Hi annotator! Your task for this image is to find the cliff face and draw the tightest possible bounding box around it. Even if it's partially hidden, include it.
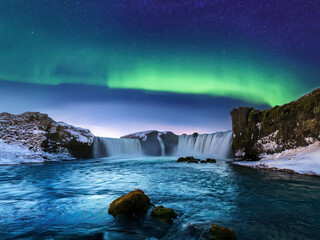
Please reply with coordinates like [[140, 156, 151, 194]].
[[231, 88, 320, 160], [121, 130, 178, 156], [0, 112, 94, 163]]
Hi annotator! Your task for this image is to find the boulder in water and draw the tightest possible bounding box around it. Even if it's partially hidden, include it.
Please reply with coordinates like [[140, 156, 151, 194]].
[[151, 205, 177, 223], [177, 156, 216, 164], [210, 224, 236, 240], [177, 156, 200, 163], [67, 232, 104, 240], [108, 189, 152, 218], [205, 158, 217, 163]]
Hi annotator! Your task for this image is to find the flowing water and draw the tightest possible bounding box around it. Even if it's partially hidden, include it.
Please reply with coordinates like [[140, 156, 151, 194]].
[[175, 131, 233, 158], [93, 131, 233, 159], [93, 137, 142, 158], [157, 136, 165, 156], [0, 157, 319, 240]]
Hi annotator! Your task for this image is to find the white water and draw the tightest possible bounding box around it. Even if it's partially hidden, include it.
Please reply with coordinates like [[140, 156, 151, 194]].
[[157, 135, 165, 156], [175, 131, 233, 159], [93, 137, 142, 158], [93, 131, 233, 159]]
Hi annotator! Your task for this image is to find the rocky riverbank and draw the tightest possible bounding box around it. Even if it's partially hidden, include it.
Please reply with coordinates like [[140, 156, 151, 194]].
[[231, 88, 320, 175], [0, 112, 94, 164], [231, 88, 320, 160]]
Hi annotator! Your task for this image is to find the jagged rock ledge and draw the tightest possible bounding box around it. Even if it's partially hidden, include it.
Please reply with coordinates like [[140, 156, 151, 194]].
[[121, 130, 178, 156], [0, 112, 94, 164], [230, 88, 320, 175]]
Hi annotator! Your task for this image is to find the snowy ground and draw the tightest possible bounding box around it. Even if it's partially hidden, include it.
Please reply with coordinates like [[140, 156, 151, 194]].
[[234, 141, 320, 176], [0, 140, 72, 165]]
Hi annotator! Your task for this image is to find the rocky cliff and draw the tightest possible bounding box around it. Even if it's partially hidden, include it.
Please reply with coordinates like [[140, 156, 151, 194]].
[[0, 112, 94, 163], [121, 130, 178, 156], [231, 88, 320, 160]]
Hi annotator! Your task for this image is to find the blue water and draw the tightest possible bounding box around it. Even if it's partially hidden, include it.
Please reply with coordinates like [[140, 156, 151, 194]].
[[0, 157, 320, 240]]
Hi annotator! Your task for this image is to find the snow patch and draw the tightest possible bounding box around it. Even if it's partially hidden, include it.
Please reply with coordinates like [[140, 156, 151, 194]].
[[0, 140, 73, 165], [57, 122, 93, 144], [256, 130, 280, 152], [122, 130, 168, 141], [0, 112, 94, 165], [234, 141, 320, 176]]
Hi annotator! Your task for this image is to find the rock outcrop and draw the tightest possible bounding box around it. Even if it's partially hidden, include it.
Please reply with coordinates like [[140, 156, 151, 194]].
[[108, 189, 152, 218], [231, 88, 320, 160], [210, 224, 236, 240], [0, 112, 94, 163], [151, 205, 177, 223], [177, 156, 217, 163], [121, 130, 178, 156]]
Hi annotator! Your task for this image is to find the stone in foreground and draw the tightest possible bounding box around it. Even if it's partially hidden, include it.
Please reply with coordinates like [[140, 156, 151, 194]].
[[210, 224, 236, 240], [151, 205, 177, 223], [108, 189, 152, 218]]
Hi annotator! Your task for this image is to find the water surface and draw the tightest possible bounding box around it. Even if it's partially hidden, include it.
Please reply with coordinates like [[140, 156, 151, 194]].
[[0, 157, 319, 240]]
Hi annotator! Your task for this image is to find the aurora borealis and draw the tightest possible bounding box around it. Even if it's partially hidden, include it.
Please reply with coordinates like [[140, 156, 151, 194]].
[[0, 0, 319, 136]]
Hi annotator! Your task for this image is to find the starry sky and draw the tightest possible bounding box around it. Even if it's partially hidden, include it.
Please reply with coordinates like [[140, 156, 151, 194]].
[[0, 0, 319, 137]]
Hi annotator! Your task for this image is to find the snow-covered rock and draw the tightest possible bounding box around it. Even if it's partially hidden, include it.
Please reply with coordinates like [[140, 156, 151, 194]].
[[121, 130, 178, 156], [231, 88, 320, 160], [0, 112, 94, 164], [234, 141, 320, 176]]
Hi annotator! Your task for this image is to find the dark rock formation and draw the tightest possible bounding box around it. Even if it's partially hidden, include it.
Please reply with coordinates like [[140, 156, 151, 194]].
[[160, 131, 179, 155], [0, 112, 94, 161], [231, 88, 320, 160], [123, 131, 161, 156], [67, 232, 104, 240], [177, 156, 200, 163], [192, 132, 199, 138], [121, 130, 178, 156], [205, 158, 217, 163], [108, 189, 152, 218], [151, 205, 177, 223], [177, 156, 216, 164], [210, 224, 236, 240]]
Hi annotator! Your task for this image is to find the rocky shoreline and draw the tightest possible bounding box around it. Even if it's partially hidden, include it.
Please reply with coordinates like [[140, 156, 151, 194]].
[[230, 88, 320, 160], [108, 189, 236, 239], [0, 112, 94, 164], [230, 88, 320, 176], [0, 89, 319, 174]]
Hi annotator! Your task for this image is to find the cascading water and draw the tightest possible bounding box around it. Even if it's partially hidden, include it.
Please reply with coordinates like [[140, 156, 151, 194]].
[[157, 135, 165, 156], [175, 131, 233, 159], [93, 131, 233, 159], [93, 137, 142, 158]]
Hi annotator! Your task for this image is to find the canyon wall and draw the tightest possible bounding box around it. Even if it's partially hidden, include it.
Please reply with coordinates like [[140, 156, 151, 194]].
[[231, 88, 320, 160]]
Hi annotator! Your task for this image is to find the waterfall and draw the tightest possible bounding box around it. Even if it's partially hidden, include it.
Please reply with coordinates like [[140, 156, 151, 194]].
[[93, 130, 233, 159], [93, 137, 142, 158], [157, 135, 165, 156], [175, 131, 233, 159]]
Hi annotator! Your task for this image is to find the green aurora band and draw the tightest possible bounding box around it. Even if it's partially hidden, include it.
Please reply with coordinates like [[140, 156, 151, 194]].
[[0, 40, 302, 107], [108, 54, 300, 106], [0, 1, 316, 108]]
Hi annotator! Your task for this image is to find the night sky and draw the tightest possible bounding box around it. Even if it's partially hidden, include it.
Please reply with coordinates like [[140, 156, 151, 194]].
[[0, 0, 319, 137]]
